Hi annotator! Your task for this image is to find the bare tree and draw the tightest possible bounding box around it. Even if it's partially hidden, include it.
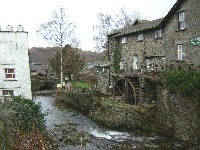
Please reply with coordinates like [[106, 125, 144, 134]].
[[71, 37, 80, 54], [93, 8, 141, 54], [93, 13, 113, 53], [115, 7, 141, 28], [37, 7, 76, 86]]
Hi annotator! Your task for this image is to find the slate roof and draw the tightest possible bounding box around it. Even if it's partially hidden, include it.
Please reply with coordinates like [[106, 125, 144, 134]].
[[113, 18, 163, 37], [30, 63, 47, 75], [109, 0, 184, 37]]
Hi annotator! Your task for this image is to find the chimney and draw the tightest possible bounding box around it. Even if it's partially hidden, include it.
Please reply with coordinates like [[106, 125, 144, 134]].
[[6, 25, 13, 31], [17, 25, 24, 32]]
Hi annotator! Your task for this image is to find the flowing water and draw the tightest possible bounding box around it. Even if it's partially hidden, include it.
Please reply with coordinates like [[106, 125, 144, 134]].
[[33, 95, 199, 150]]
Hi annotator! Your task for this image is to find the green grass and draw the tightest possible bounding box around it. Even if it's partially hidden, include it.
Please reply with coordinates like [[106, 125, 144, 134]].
[[73, 81, 91, 89]]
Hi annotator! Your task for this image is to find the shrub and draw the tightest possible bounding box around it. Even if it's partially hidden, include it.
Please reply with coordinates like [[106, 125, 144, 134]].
[[100, 99, 118, 108], [0, 108, 14, 149], [11, 97, 45, 133], [113, 44, 122, 73], [1, 96, 53, 149], [31, 79, 44, 91], [73, 81, 91, 90], [163, 71, 200, 97]]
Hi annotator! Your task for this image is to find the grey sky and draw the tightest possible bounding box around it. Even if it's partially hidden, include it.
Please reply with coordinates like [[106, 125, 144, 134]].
[[0, 0, 176, 51]]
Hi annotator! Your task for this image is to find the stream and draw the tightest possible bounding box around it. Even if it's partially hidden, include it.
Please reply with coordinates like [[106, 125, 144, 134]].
[[33, 95, 198, 150]]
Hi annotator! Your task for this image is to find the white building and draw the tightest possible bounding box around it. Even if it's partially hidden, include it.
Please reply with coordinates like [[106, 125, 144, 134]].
[[0, 25, 32, 100]]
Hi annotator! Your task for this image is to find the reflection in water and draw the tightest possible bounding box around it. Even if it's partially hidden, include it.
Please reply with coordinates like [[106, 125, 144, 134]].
[[33, 95, 199, 149]]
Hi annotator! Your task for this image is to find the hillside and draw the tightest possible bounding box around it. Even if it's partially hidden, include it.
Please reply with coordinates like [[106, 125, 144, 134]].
[[29, 47, 100, 64]]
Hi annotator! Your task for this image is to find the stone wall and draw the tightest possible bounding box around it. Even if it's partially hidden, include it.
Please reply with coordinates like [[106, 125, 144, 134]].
[[89, 101, 159, 133], [89, 103, 142, 129], [156, 86, 200, 143], [109, 0, 200, 76], [96, 68, 110, 94], [164, 0, 200, 64], [57, 88, 200, 143], [58, 90, 158, 132], [57, 91, 95, 112], [110, 29, 165, 73]]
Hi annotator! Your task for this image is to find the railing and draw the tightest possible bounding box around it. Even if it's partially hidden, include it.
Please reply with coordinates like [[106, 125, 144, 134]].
[[116, 60, 200, 75], [163, 60, 200, 71]]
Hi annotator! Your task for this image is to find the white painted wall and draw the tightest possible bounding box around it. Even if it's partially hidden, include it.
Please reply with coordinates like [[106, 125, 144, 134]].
[[0, 26, 32, 99]]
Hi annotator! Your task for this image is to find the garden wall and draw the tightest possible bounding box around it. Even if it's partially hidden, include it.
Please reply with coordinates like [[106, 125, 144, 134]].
[[89, 100, 157, 131], [156, 86, 200, 143], [58, 91, 158, 132], [57, 89, 200, 143]]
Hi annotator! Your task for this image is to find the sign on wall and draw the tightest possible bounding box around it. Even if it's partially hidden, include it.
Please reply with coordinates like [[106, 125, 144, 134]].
[[190, 37, 200, 46]]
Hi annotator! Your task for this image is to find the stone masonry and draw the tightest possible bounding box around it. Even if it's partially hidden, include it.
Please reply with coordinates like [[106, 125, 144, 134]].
[[106, 0, 200, 104]]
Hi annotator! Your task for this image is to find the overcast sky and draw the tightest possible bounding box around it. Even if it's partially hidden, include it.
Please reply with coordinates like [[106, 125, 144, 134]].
[[0, 0, 176, 51]]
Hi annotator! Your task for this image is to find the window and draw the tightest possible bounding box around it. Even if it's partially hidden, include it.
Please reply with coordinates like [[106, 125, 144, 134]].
[[120, 61, 124, 70], [2, 90, 14, 96], [96, 67, 105, 73], [146, 59, 152, 70], [138, 33, 144, 41], [133, 55, 138, 69], [96, 67, 103, 73], [121, 37, 127, 44], [5, 68, 15, 79], [155, 29, 162, 38], [178, 11, 185, 30], [178, 44, 185, 60]]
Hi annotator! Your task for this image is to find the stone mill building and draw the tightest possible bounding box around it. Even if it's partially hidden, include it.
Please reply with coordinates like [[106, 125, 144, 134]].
[[104, 0, 200, 105]]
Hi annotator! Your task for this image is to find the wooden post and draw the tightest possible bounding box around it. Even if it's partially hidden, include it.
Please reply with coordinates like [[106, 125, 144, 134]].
[[125, 78, 128, 103], [113, 79, 116, 99]]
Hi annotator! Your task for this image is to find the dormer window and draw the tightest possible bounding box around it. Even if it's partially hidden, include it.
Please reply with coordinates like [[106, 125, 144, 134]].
[[155, 29, 162, 38], [121, 37, 127, 44], [138, 33, 144, 41], [178, 11, 185, 30]]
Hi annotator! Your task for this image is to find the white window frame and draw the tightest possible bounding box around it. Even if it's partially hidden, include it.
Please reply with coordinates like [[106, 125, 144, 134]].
[[120, 61, 124, 70], [2, 90, 14, 96], [177, 44, 185, 60], [155, 29, 162, 38], [178, 11, 186, 30], [5, 68, 16, 79], [121, 37, 127, 44], [138, 33, 144, 41], [146, 59, 152, 70], [132, 55, 138, 69]]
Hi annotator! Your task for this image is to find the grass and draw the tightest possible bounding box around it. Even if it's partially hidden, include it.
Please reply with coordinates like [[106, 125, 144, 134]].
[[73, 81, 91, 89]]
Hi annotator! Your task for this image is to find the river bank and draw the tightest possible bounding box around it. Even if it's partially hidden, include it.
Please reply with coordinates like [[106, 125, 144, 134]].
[[34, 95, 199, 149], [55, 90, 200, 147]]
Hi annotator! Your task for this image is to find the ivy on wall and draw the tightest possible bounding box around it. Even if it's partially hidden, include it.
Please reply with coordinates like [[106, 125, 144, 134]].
[[163, 71, 200, 98], [113, 44, 122, 73]]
